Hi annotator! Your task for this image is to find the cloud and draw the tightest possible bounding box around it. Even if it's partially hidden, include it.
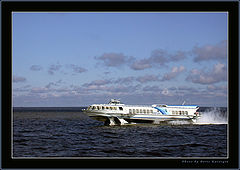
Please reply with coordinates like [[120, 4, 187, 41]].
[[48, 63, 62, 75], [207, 84, 227, 91], [186, 63, 227, 84], [161, 66, 185, 81], [130, 49, 167, 70], [81, 78, 141, 95], [45, 80, 63, 89], [142, 85, 162, 92], [161, 88, 173, 96], [30, 87, 49, 93], [13, 82, 227, 107], [206, 85, 227, 97], [13, 85, 31, 92], [107, 85, 140, 93], [30, 65, 43, 71], [114, 75, 160, 84], [82, 79, 112, 87], [96, 53, 133, 67], [170, 51, 187, 61], [130, 49, 186, 71], [177, 86, 196, 91], [95, 49, 187, 71], [114, 76, 135, 85], [66, 64, 87, 74], [149, 49, 169, 66], [193, 40, 227, 62], [13, 75, 26, 83], [136, 74, 160, 83], [47, 63, 87, 75], [130, 59, 152, 70]]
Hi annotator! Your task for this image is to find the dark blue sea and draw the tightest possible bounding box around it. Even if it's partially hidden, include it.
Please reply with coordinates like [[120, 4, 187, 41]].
[[13, 107, 227, 157]]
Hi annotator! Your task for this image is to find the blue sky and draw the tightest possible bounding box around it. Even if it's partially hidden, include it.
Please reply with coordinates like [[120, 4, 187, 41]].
[[13, 12, 228, 107]]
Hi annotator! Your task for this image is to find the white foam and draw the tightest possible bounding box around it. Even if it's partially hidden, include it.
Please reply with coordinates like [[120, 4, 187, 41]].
[[195, 108, 227, 125], [168, 120, 191, 125]]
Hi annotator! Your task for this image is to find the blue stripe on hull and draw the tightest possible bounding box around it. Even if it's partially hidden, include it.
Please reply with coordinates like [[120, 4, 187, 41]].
[[154, 107, 169, 115]]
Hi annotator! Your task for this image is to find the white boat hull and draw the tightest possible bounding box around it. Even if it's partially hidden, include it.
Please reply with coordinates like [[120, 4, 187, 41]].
[[83, 110, 200, 125], [82, 99, 200, 125]]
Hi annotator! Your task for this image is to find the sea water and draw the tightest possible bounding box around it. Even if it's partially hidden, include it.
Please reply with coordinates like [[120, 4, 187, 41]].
[[13, 107, 227, 157]]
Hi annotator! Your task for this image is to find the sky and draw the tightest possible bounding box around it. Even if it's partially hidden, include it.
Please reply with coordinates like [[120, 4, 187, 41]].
[[12, 12, 228, 107]]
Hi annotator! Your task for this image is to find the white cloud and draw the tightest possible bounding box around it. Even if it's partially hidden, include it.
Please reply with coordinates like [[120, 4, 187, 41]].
[[114, 76, 135, 85], [45, 80, 63, 89], [66, 64, 87, 74], [161, 66, 185, 81], [130, 49, 186, 71], [107, 85, 140, 93], [82, 79, 112, 87], [95, 49, 187, 71], [48, 63, 62, 75], [193, 40, 227, 62], [95, 53, 132, 67], [136, 74, 160, 83], [130, 59, 152, 70], [186, 63, 227, 84], [142, 85, 162, 92], [13, 82, 227, 107], [30, 87, 49, 93], [13, 75, 26, 83], [30, 65, 43, 71]]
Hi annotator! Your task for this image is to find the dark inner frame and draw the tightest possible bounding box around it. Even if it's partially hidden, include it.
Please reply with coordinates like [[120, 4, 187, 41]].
[[2, 1, 239, 169]]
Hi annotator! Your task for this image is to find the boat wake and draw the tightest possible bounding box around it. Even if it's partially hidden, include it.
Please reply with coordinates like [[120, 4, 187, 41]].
[[164, 108, 228, 126], [168, 120, 191, 125], [194, 107, 227, 125]]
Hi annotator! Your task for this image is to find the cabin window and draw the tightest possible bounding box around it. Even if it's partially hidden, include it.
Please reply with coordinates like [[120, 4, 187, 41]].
[[92, 106, 96, 110], [119, 107, 123, 111], [143, 110, 146, 114], [150, 110, 153, 113], [133, 109, 135, 114], [129, 109, 132, 114], [110, 107, 113, 110], [140, 109, 142, 113], [102, 106, 105, 110], [114, 107, 117, 110], [97, 106, 100, 110], [106, 107, 109, 109], [136, 109, 139, 113], [172, 110, 175, 114], [147, 110, 149, 114], [185, 111, 188, 115]]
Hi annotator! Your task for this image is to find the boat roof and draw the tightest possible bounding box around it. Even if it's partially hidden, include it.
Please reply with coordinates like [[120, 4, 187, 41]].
[[90, 103, 198, 108], [90, 99, 198, 108]]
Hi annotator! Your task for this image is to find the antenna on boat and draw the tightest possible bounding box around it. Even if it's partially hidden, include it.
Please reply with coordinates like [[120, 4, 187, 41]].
[[182, 100, 186, 105]]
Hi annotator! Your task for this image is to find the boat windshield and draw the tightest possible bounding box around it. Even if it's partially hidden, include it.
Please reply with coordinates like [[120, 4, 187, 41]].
[[108, 99, 121, 104]]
